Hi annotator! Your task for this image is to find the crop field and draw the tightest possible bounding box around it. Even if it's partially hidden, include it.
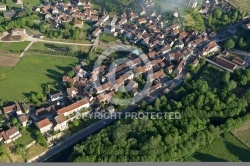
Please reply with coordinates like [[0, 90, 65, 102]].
[[0, 42, 30, 52], [185, 132, 250, 162], [0, 55, 78, 101], [230, 0, 250, 13], [0, 54, 20, 67], [232, 121, 250, 148]]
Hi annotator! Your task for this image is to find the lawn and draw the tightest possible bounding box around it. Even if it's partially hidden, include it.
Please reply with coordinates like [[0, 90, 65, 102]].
[[0, 55, 78, 101], [15, 128, 35, 147], [24, 0, 42, 6], [0, 42, 30, 52], [25, 143, 47, 161], [185, 132, 250, 162], [100, 33, 118, 43], [230, 0, 250, 13], [232, 121, 250, 148]]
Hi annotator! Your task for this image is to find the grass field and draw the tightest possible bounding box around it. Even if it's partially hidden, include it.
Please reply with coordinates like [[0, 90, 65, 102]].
[[232, 121, 250, 148], [185, 132, 250, 162], [0, 55, 78, 101], [100, 33, 118, 43], [199, 64, 224, 88], [30, 42, 90, 53], [230, 0, 250, 13], [0, 42, 30, 52]]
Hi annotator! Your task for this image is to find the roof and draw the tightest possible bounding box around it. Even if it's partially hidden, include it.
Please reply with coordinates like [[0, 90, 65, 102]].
[[216, 57, 237, 70], [232, 57, 245, 65], [54, 114, 67, 124], [137, 17, 147, 23], [161, 45, 171, 53], [36, 118, 52, 129], [18, 114, 28, 123], [0, 127, 20, 141], [50, 91, 63, 99], [67, 87, 78, 96], [57, 98, 90, 114], [3, 11, 15, 17]]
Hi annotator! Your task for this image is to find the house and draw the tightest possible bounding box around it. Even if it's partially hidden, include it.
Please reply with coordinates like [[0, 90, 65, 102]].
[[101, 14, 110, 23], [232, 57, 245, 66], [57, 98, 90, 116], [53, 114, 68, 132], [63, 76, 76, 84], [165, 65, 174, 74], [174, 59, 186, 75], [18, 114, 29, 127], [0, 127, 22, 144], [111, 15, 117, 26], [35, 106, 56, 117], [117, 18, 127, 26], [242, 23, 250, 29], [92, 27, 102, 37], [202, 41, 220, 56], [11, 29, 26, 36], [137, 17, 147, 25], [104, 25, 115, 35], [50, 91, 63, 102], [193, 58, 199, 67], [141, 37, 150, 45], [0, 5, 6, 11], [192, 2, 198, 8], [74, 20, 83, 28], [67, 87, 78, 98], [40, 6, 50, 14], [175, 40, 184, 49], [3, 11, 16, 18], [93, 82, 112, 94], [52, 7, 59, 14], [161, 45, 171, 55], [106, 105, 115, 113], [35, 118, 53, 134], [16, 0, 22, 4], [83, 1, 92, 9], [148, 83, 162, 94], [216, 57, 237, 71], [2, 103, 22, 119]]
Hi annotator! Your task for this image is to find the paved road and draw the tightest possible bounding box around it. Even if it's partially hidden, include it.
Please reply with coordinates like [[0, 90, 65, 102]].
[[20, 41, 34, 57]]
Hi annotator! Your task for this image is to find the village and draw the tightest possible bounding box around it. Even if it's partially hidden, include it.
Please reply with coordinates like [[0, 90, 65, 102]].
[[1, 0, 250, 154]]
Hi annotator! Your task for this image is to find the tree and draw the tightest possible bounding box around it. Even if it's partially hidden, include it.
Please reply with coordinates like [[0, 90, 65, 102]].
[[224, 39, 235, 50], [188, 64, 195, 71], [11, 118, 18, 125], [243, 89, 250, 103], [35, 131, 47, 147], [213, 7, 222, 19], [222, 71, 230, 83], [67, 71, 75, 78], [0, 114, 4, 122], [72, 120, 79, 127]]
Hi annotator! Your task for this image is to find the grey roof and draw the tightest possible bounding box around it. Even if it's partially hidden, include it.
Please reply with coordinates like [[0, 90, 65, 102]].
[[3, 11, 15, 18]]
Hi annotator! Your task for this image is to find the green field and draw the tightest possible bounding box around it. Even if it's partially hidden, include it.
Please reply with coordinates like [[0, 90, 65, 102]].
[[185, 132, 250, 162], [30, 42, 90, 53], [100, 33, 118, 43], [230, 0, 250, 13], [0, 42, 30, 52], [0, 55, 78, 101], [232, 122, 250, 148]]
